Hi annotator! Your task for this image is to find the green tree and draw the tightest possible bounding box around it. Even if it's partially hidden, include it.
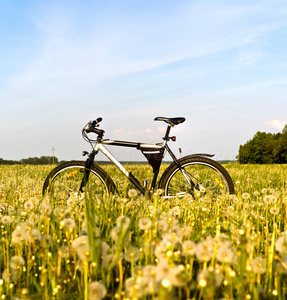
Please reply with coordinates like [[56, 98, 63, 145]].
[[238, 126, 287, 164]]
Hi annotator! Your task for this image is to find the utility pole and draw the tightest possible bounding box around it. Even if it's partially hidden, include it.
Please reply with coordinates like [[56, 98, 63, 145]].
[[52, 146, 55, 164]]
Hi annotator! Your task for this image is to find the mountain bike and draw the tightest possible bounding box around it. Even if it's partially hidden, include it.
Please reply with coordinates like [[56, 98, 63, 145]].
[[42, 117, 234, 201]]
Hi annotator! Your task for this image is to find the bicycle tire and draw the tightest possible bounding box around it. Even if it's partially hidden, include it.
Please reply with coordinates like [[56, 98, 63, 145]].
[[42, 161, 115, 203], [159, 156, 234, 198]]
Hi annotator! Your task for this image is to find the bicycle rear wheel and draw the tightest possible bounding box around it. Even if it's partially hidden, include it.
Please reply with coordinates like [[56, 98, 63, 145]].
[[42, 161, 115, 204], [159, 156, 234, 199]]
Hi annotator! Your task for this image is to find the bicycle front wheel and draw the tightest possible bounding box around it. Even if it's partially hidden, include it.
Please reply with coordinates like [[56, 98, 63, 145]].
[[159, 156, 234, 199], [42, 161, 115, 204]]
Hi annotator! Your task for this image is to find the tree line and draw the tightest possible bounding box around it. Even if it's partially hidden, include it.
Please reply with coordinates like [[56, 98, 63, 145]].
[[238, 125, 287, 164], [0, 156, 59, 165]]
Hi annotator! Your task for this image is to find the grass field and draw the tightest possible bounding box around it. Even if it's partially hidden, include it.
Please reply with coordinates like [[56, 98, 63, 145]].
[[0, 163, 287, 299]]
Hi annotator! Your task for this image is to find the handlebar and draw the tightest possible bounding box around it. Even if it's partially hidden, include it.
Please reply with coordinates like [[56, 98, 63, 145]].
[[83, 117, 105, 139]]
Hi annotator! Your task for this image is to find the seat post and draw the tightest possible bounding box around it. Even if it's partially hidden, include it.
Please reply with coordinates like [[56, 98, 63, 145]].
[[163, 125, 172, 141]]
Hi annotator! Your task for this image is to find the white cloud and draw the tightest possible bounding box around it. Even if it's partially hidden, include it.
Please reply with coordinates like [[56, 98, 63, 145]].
[[266, 120, 286, 130]]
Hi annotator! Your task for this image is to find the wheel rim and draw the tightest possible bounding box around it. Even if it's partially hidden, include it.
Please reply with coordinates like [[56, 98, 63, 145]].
[[47, 166, 109, 204], [164, 162, 230, 199]]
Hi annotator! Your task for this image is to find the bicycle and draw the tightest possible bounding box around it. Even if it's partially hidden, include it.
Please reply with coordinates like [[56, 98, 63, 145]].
[[42, 117, 234, 201]]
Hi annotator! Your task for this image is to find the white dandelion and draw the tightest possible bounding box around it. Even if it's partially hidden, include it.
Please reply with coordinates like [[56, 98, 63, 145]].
[[89, 281, 107, 300], [139, 218, 152, 230]]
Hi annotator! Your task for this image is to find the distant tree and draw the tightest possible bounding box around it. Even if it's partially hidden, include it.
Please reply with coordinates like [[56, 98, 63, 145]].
[[238, 126, 287, 164], [20, 156, 58, 165]]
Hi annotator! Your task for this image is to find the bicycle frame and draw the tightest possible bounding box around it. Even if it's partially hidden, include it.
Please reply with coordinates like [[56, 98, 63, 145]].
[[92, 139, 168, 194]]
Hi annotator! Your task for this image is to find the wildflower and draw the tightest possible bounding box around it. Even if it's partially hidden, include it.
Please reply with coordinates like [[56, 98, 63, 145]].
[[254, 191, 259, 196], [136, 275, 155, 295], [170, 265, 188, 287], [275, 234, 287, 254], [128, 189, 138, 198], [41, 234, 52, 248], [196, 240, 214, 262], [89, 281, 107, 300], [125, 277, 140, 297], [250, 257, 266, 274], [8, 205, 15, 215], [142, 265, 157, 277], [125, 246, 140, 262], [0, 204, 6, 213], [198, 267, 223, 287], [215, 247, 235, 263], [10, 256, 25, 270], [24, 201, 34, 210], [111, 226, 121, 242], [155, 259, 172, 282], [216, 234, 232, 248], [139, 217, 152, 230], [39, 204, 52, 215], [148, 205, 157, 216], [169, 225, 182, 238], [102, 254, 116, 268], [232, 195, 239, 204], [261, 188, 267, 194], [58, 246, 70, 258], [270, 207, 280, 215], [11, 228, 29, 244], [53, 206, 65, 217], [72, 235, 90, 261], [226, 206, 235, 215], [170, 206, 181, 217], [72, 235, 89, 250], [62, 218, 76, 231], [2, 268, 16, 283], [28, 213, 39, 225], [182, 240, 196, 256], [157, 220, 169, 232], [263, 195, 277, 204], [242, 193, 250, 200], [116, 215, 130, 230], [182, 225, 191, 237], [1, 215, 12, 224], [154, 243, 167, 260], [30, 229, 42, 242], [76, 245, 90, 262], [100, 241, 110, 256], [67, 198, 75, 207]]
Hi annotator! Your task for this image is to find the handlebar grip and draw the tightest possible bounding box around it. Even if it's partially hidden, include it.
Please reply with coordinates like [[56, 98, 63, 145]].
[[90, 117, 102, 127]]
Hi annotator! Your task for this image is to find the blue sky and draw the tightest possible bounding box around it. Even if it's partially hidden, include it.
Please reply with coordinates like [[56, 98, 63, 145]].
[[1, 0, 287, 161]]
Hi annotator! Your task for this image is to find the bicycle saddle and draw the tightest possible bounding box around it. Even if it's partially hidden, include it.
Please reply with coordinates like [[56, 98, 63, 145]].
[[154, 117, 185, 126]]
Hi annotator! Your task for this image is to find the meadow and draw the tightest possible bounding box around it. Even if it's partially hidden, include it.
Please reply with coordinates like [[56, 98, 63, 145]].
[[0, 163, 287, 299]]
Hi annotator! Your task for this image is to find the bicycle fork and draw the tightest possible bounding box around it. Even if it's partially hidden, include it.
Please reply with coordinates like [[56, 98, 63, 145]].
[[79, 150, 97, 193], [165, 144, 196, 195]]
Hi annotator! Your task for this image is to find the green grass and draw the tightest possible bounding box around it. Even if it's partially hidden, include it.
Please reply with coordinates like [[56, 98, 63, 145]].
[[0, 163, 287, 299]]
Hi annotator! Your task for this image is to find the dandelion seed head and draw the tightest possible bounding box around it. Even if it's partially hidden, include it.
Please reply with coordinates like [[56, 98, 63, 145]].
[[116, 215, 130, 230], [242, 193, 250, 200], [138, 218, 152, 230], [89, 281, 107, 300], [128, 189, 138, 198], [270, 207, 280, 215]]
